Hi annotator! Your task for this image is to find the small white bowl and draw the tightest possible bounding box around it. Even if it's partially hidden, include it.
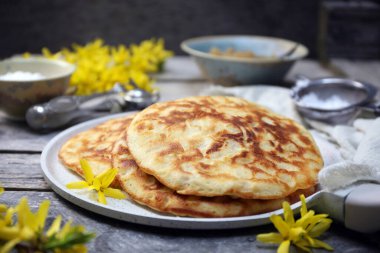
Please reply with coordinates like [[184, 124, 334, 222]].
[[0, 57, 75, 120], [181, 35, 308, 86]]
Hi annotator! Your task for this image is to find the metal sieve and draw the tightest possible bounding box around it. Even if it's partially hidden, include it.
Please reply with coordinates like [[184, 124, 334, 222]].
[[291, 76, 380, 124]]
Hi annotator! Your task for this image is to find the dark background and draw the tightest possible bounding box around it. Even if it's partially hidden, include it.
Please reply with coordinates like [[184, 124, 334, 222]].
[[0, 0, 379, 60]]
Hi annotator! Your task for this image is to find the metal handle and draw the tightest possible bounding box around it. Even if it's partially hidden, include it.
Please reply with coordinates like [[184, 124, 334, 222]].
[[26, 94, 125, 131], [345, 183, 380, 233], [294, 74, 311, 83], [358, 103, 380, 116]]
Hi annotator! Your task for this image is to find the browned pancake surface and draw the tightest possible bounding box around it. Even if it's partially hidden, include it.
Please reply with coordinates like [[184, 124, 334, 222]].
[[114, 129, 316, 218], [127, 96, 323, 199]]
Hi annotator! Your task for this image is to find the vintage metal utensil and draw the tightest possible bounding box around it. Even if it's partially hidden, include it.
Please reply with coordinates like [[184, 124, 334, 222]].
[[26, 83, 159, 131], [291, 76, 380, 124]]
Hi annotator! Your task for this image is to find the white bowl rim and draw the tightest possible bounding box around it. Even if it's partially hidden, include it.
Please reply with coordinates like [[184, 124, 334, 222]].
[[0, 56, 76, 83], [180, 35, 309, 63]]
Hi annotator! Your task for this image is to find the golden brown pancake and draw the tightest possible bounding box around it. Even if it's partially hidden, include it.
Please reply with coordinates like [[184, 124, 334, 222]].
[[127, 96, 323, 199], [59, 116, 134, 187], [59, 113, 317, 218], [113, 124, 316, 218]]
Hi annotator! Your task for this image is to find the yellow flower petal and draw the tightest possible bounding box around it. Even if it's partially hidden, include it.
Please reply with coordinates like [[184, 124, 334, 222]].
[[98, 168, 118, 188], [288, 227, 305, 242], [98, 191, 106, 205], [57, 244, 88, 253], [282, 201, 294, 225], [3, 207, 16, 226], [309, 238, 334, 251], [278, 240, 290, 253], [19, 226, 34, 240], [294, 240, 312, 253], [42, 47, 53, 58], [57, 219, 73, 239], [22, 52, 31, 58], [0, 186, 4, 195], [16, 197, 31, 228], [0, 238, 21, 253], [0, 204, 7, 213], [256, 232, 283, 244], [0, 227, 20, 240], [46, 215, 62, 237], [80, 159, 94, 184], [270, 215, 289, 237], [69, 244, 88, 253], [36, 200, 50, 230], [300, 194, 308, 217], [93, 178, 101, 191], [308, 218, 332, 237], [295, 210, 315, 227], [103, 188, 126, 199], [66, 181, 90, 189]]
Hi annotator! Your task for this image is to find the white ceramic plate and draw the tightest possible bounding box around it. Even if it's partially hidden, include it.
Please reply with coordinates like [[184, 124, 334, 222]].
[[41, 112, 331, 230]]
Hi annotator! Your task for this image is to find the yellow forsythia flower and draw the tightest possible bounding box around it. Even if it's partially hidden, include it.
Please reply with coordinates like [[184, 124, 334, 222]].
[[256, 195, 333, 253], [67, 159, 126, 204], [0, 198, 94, 253], [39, 38, 173, 96]]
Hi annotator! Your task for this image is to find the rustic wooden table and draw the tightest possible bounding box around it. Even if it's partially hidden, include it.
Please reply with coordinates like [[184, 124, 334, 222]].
[[1, 57, 380, 253]]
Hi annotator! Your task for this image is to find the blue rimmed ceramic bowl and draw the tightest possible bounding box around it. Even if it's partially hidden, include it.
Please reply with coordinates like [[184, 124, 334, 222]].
[[181, 35, 308, 86]]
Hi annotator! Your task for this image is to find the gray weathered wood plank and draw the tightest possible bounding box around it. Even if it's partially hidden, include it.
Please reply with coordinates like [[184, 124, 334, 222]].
[[1, 191, 379, 253], [0, 115, 58, 152], [286, 59, 338, 81], [331, 59, 380, 88], [154, 56, 204, 81], [156, 81, 212, 102], [0, 153, 49, 190]]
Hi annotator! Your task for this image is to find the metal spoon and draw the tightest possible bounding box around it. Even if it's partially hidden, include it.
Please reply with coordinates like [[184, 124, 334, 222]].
[[123, 80, 160, 109], [26, 83, 159, 131]]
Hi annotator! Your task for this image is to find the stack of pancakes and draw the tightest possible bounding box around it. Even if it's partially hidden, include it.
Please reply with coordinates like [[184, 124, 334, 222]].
[[59, 96, 323, 218]]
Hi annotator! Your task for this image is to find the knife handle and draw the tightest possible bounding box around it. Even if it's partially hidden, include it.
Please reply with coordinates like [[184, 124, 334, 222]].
[[345, 183, 380, 233]]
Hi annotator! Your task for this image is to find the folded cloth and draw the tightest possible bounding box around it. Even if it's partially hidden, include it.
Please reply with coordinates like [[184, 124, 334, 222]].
[[318, 118, 380, 191], [201, 85, 380, 192]]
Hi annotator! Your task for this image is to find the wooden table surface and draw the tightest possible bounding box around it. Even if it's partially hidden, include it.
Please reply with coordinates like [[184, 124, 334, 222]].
[[1, 57, 380, 253]]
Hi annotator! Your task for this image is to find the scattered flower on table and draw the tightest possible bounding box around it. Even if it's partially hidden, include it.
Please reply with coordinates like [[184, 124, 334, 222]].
[[0, 196, 95, 253], [256, 194, 333, 253], [0, 185, 6, 213], [24, 38, 173, 96], [66, 159, 126, 205]]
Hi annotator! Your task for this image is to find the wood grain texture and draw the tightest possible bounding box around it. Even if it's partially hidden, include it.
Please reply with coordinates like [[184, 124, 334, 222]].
[[154, 56, 204, 81], [0, 115, 58, 152], [1, 191, 380, 253], [332, 59, 380, 89], [0, 153, 49, 190]]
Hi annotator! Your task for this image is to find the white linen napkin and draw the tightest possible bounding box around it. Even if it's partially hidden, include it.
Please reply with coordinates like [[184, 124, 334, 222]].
[[318, 118, 380, 190], [200, 85, 380, 191]]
